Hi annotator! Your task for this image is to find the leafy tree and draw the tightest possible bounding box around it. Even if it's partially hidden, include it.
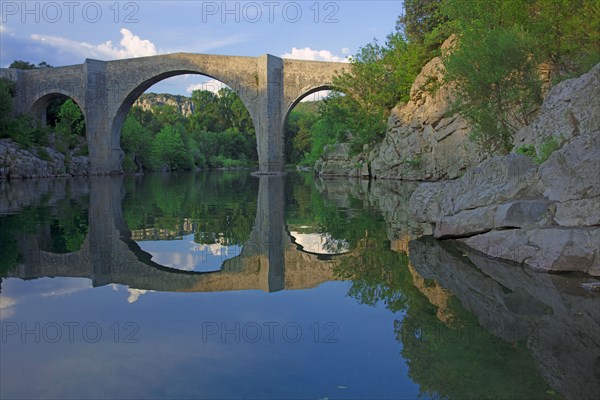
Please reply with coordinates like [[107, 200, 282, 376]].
[[9, 60, 36, 69], [0, 79, 14, 132], [152, 125, 193, 170], [188, 90, 221, 132], [443, 25, 542, 154], [55, 99, 86, 150], [121, 114, 157, 171]]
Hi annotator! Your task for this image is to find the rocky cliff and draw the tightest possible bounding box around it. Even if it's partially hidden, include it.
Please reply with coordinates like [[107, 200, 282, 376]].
[[133, 93, 194, 116], [315, 36, 485, 180], [409, 63, 600, 276], [0, 139, 89, 180]]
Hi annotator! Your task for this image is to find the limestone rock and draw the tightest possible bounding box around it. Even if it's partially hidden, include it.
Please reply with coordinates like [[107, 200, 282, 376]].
[[313, 143, 363, 177], [538, 132, 600, 202], [0, 139, 89, 180], [408, 63, 600, 276], [316, 35, 485, 180], [515, 63, 600, 150]]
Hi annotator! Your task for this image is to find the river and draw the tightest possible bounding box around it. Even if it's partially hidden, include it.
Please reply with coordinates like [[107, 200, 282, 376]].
[[0, 172, 598, 400]]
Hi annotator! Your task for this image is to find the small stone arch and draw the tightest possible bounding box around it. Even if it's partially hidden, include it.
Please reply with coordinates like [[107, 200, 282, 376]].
[[30, 91, 86, 128]]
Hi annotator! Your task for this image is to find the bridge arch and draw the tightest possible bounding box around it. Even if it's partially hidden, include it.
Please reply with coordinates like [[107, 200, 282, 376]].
[[283, 84, 334, 125], [106, 54, 260, 158], [30, 90, 86, 128]]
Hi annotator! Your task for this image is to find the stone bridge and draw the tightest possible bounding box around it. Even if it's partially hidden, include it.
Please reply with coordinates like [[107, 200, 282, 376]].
[[5, 176, 347, 293], [0, 54, 349, 174]]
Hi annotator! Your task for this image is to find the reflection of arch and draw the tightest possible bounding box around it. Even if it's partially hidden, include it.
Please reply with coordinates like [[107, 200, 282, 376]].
[[30, 91, 86, 128], [6, 175, 351, 293]]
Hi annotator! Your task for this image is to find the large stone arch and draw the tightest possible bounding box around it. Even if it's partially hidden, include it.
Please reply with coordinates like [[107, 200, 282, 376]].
[[105, 54, 262, 157]]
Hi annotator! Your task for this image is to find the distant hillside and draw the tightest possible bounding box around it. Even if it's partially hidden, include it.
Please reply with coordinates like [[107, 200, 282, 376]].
[[133, 93, 194, 117]]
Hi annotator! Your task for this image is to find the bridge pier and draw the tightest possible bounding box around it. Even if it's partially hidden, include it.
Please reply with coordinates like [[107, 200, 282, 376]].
[[255, 55, 285, 175]]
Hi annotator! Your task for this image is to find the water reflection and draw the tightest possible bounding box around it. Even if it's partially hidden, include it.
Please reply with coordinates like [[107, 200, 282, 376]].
[[1, 174, 348, 294], [0, 173, 598, 400]]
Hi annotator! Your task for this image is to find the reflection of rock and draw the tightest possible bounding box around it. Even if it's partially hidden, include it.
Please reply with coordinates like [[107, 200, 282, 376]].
[[408, 237, 600, 400], [407, 263, 455, 325], [315, 177, 430, 245]]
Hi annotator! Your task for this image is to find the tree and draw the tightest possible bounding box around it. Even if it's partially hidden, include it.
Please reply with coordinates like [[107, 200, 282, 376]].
[[152, 125, 193, 170], [0, 79, 14, 132], [397, 0, 447, 50], [55, 99, 86, 150], [188, 90, 220, 132], [444, 26, 541, 154], [121, 114, 157, 171], [9, 60, 36, 69]]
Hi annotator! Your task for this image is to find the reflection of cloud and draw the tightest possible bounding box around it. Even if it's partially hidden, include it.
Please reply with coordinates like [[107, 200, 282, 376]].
[[290, 232, 350, 255], [127, 289, 148, 304], [138, 235, 242, 272], [30, 28, 157, 60], [0, 296, 17, 320], [0, 278, 93, 320]]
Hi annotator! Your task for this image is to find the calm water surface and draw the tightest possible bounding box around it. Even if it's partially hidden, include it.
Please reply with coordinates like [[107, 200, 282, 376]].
[[0, 172, 598, 400]]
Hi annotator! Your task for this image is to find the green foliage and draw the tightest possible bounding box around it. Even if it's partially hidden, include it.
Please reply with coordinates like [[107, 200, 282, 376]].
[[152, 125, 193, 171], [0, 78, 15, 132], [37, 147, 53, 162], [9, 60, 36, 69], [122, 88, 257, 172], [444, 25, 542, 154], [121, 114, 157, 171], [397, 0, 447, 52], [536, 136, 560, 163], [438, 0, 599, 154], [330, 33, 424, 153], [55, 99, 86, 151], [515, 144, 536, 158], [516, 136, 561, 164]]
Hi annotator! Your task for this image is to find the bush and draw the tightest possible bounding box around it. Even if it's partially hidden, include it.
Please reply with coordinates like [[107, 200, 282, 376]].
[[514, 136, 561, 164]]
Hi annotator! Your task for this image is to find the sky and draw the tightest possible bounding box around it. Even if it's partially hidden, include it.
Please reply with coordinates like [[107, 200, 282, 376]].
[[0, 1, 402, 97]]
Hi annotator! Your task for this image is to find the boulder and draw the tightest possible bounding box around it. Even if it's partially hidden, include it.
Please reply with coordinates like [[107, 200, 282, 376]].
[[408, 63, 600, 276]]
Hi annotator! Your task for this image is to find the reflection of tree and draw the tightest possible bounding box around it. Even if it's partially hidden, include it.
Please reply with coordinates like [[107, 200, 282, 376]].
[[123, 172, 257, 246], [327, 199, 559, 399], [0, 194, 90, 275]]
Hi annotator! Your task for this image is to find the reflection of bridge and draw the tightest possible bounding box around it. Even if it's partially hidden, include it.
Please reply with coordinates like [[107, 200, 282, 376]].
[[7, 176, 346, 293], [0, 54, 348, 174]]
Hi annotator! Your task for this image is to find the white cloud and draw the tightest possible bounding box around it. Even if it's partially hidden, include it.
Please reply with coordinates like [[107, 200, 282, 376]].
[[342, 47, 350, 55], [281, 47, 349, 63], [186, 79, 229, 95], [30, 28, 157, 60]]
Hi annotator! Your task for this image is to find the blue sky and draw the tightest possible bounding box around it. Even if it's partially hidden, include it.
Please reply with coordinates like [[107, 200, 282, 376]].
[[0, 1, 402, 96]]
